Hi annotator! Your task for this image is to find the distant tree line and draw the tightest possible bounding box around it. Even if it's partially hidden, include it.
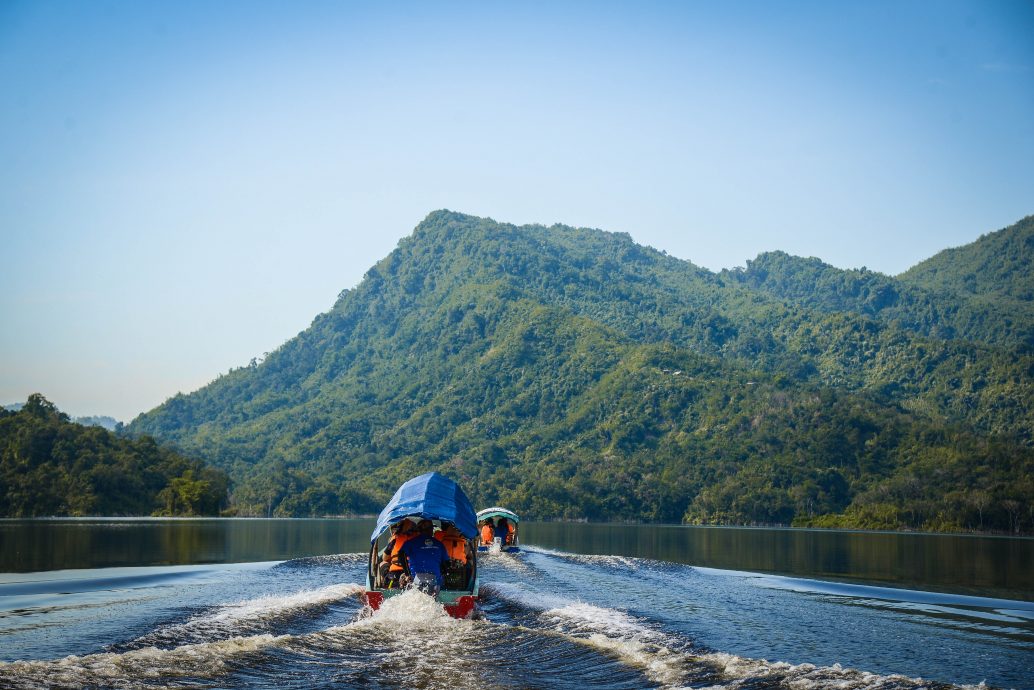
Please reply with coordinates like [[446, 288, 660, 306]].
[[0, 394, 229, 517]]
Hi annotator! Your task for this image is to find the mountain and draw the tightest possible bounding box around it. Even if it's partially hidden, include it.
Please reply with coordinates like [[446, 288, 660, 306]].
[[899, 215, 1034, 301], [720, 217, 1034, 347], [127, 211, 1034, 532], [74, 415, 121, 431]]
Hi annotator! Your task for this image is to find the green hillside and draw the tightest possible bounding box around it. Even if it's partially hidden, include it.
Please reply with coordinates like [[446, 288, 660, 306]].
[[127, 211, 1034, 533], [721, 218, 1034, 347], [1, 394, 229, 517], [900, 215, 1034, 300]]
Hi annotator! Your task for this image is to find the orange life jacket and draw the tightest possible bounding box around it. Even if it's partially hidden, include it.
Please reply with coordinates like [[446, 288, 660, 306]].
[[388, 532, 418, 572], [480, 524, 494, 544], [435, 531, 467, 563]]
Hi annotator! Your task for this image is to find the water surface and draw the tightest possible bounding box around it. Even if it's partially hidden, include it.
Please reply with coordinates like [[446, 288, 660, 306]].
[[0, 519, 1031, 689]]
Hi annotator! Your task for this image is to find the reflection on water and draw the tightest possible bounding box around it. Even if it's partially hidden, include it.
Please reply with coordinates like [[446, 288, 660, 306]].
[[521, 522, 1034, 600], [2, 519, 1031, 600], [0, 519, 374, 572]]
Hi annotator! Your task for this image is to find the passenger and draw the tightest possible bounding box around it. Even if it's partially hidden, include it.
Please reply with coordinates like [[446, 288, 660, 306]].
[[400, 519, 451, 589], [383, 518, 418, 587], [496, 518, 509, 546], [376, 522, 403, 586], [479, 520, 494, 546], [434, 522, 467, 563], [435, 521, 471, 590], [507, 520, 517, 545]]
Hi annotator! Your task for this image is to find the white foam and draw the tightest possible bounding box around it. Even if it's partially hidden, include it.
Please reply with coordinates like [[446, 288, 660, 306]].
[[488, 580, 579, 611], [696, 652, 961, 690], [0, 633, 286, 688], [490, 582, 987, 690], [543, 601, 688, 686], [490, 582, 687, 686], [141, 582, 364, 644], [355, 588, 461, 628], [568, 554, 642, 569], [196, 583, 363, 626]]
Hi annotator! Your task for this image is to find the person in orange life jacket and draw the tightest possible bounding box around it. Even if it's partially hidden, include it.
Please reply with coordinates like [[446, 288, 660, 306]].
[[479, 520, 494, 546], [379, 518, 417, 587], [496, 518, 510, 545], [401, 519, 451, 587], [434, 522, 468, 563]]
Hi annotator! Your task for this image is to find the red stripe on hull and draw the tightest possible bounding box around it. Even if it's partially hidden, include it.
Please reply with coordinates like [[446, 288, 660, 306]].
[[444, 595, 477, 619]]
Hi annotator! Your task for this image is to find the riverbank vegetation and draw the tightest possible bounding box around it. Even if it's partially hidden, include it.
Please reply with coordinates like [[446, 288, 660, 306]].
[[0, 395, 229, 517]]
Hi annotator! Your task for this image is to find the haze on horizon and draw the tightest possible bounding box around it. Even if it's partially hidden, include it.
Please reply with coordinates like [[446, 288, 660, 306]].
[[1, 1, 1032, 421]]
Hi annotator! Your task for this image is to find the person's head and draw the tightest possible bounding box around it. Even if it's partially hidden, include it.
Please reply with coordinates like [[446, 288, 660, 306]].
[[418, 519, 434, 535], [398, 518, 414, 533]]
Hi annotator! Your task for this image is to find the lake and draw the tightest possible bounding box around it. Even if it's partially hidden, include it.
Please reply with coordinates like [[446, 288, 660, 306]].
[[1, 519, 1031, 689]]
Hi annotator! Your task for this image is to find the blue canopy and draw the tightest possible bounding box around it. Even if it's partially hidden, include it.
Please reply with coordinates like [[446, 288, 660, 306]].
[[370, 472, 478, 543]]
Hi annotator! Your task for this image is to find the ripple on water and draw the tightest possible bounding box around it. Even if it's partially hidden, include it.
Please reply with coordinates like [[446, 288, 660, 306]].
[[0, 550, 1026, 690]]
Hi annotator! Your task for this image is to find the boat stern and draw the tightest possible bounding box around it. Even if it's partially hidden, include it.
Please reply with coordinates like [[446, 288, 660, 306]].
[[363, 586, 479, 619]]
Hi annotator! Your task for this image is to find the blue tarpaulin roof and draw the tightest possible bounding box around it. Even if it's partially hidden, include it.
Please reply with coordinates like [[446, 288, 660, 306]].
[[370, 472, 478, 543]]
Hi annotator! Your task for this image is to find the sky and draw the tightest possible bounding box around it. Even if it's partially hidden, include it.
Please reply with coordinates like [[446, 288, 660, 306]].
[[2, 0, 1032, 421]]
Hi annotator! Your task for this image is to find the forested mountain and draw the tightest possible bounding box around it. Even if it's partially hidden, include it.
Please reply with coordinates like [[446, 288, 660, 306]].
[[900, 215, 1033, 300], [720, 217, 1034, 347], [127, 211, 1034, 533], [1, 394, 229, 517]]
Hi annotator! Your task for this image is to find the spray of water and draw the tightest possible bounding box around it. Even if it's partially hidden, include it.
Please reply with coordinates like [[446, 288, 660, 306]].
[[133, 582, 365, 647], [0, 633, 288, 689]]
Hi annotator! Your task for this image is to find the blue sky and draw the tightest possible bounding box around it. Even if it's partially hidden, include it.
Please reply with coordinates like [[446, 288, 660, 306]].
[[2, 0, 1032, 420]]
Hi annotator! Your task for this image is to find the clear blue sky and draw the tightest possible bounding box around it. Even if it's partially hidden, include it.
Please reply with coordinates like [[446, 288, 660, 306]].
[[2, 1, 1032, 421]]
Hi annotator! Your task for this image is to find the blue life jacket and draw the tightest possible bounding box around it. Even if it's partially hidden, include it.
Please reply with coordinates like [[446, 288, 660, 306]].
[[401, 536, 450, 584]]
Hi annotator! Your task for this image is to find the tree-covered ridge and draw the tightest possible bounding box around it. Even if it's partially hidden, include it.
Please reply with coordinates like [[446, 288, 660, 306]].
[[1, 394, 229, 517], [721, 217, 1034, 347], [128, 210, 1034, 532], [900, 215, 1034, 301]]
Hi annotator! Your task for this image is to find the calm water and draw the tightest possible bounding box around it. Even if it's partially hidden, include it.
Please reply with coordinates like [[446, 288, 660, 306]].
[[1, 519, 1032, 689]]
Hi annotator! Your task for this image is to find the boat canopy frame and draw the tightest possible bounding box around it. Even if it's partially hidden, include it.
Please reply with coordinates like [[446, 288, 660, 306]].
[[476, 507, 520, 524]]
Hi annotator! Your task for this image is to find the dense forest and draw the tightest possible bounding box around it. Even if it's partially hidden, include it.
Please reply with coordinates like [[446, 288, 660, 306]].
[[720, 215, 1034, 348], [120, 211, 1033, 533], [0, 394, 229, 517]]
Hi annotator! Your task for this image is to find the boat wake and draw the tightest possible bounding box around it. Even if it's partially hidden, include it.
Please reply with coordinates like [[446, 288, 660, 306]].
[[0, 549, 1025, 689], [130, 582, 365, 647], [0, 633, 287, 689]]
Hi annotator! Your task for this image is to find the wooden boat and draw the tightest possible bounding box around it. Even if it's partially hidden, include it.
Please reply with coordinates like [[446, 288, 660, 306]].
[[476, 507, 520, 552], [364, 472, 479, 618]]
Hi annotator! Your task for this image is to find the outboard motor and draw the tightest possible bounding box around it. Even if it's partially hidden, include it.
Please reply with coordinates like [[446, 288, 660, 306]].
[[411, 572, 440, 596]]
